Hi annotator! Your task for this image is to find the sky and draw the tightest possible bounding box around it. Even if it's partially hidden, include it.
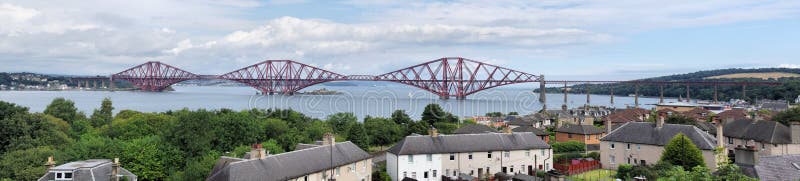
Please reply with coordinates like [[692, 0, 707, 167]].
[[1, 0, 799, 80]]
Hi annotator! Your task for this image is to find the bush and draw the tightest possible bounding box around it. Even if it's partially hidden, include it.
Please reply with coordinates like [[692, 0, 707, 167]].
[[551, 141, 586, 153], [585, 152, 600, 160], [554, 152, 583, 163], [615, 164, 633, 179]]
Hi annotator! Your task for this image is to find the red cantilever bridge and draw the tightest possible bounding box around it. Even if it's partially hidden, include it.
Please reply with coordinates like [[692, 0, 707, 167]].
[[73, 57, 781, 102], [105, 57, 542, 99]]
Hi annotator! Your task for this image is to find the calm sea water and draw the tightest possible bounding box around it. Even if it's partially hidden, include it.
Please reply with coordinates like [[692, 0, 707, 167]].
[[0, 85, 671, 119]]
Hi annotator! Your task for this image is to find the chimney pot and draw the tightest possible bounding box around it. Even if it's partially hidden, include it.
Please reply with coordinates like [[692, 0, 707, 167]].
[[429, 127, 439, 137], [656, 112, 666, 128], [323, 133, 335, 146], [605, 119, 612, 134], [503, 126, 512, 134]]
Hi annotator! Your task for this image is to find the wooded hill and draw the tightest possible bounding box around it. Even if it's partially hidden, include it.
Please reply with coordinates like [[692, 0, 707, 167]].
[[537, 68, 800, 103]]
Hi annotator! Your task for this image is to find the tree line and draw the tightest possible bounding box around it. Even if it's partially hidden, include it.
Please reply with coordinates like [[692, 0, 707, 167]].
[[0, 98, 465, 180]]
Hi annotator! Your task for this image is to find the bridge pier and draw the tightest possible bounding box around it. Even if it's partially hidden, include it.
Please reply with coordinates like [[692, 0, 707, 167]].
[[659, 84, 664, 103], [610, 85, 614, 105], [585, 83, 590, 107], [562, 82, 568, 111], [742, 85, 747, 101], [109, 76, 114, 92], [455, 96, 466, 100], [686, 84, 690, 102], [634, 84, 640, 107], [539, 75, 546, 112], [439, 95, 450, 100], [713, 85, 718, 104]]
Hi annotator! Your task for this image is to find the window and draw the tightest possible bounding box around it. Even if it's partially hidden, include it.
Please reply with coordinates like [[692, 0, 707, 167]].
[[336, 167, 341, 176], [610, 155, 616, 164], [568, 133, 573, 138], [424, 171, 429, 178], [450, 153, 455, 160], [403, 172, 407, 178], [445, 169, 450, 176], [351, 163, 356, 172], [520, 165, 525, 172], [541, 150, 545, 155], [488, 151, 492, 158], [504, 151, 510, 158], [610, 143, 615, 149], [761, 143, 765, 150], [627, 157, 631, 164], [596, 134, 600, 139], [728, 137, 733, 144], [637, 144, 640, 150], [468, 152, 473, 160], [408, 155, 414, 163], [510, 166, 514, 173], [627, 144, 631, 150], [54, 172, 73, 180], [433, 170, 437, 177], [427, 154, 432, 162], [303, 176, 308, 181], [525, 150, 530, 157], [363, 161, 367, 169], [453, 170, 457, 176], [412, 172, 417, 179]]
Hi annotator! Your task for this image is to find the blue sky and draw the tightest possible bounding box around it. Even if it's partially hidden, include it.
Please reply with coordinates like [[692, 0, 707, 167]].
[[1, 0, 799, 80]]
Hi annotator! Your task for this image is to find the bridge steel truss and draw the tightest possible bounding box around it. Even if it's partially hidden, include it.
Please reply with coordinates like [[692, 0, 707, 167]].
[[111, 61, 199, 91], [87, 58, 781, 102]]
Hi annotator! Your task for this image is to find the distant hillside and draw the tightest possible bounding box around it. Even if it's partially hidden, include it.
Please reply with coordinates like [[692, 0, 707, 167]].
[[538, 68, 800, 103], [705, 72, 800, 80]]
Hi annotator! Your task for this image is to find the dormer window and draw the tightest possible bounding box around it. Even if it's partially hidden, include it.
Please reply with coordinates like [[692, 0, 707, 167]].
[[53, 171, 73, 180]]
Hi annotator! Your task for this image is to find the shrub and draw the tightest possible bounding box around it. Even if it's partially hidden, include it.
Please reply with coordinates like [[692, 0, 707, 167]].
[[551, 140, 586, 153]]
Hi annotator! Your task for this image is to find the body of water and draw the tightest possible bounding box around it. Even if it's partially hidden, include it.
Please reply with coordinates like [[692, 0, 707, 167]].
[[0, 84, 672, 119]]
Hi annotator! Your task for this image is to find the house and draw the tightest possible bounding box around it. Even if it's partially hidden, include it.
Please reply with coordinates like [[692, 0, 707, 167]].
[[386, 128, 552, 181], [734, 147, 800, 180], [554, 124, 605, 145], [454, 124, 498, 134], [207, 133, 373, 181], [720, 118, 800, 158], [38, 158, 137, 181], [656, 101, 699, 112], [511, 126, 550, 142], [759, 100, 789, 112], [601, 108, 650, 128], [600, 114, 719, 170], [715, 109, 749, 121], [682, 107, 712, 121]]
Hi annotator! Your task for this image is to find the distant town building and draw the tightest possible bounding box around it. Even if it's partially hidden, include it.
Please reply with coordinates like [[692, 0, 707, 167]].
[[600, 114, 719, 170], [207, 133, 373, 181], [600, 108, 650, 128], [511, 126, 550, 142], [758, 100, 790, 112], [795, 95, 800, 104], [386, 128, 552, 181], [38, 157, 137, 181], [453, 124, 498, 134], [554, 124, 605, 146]]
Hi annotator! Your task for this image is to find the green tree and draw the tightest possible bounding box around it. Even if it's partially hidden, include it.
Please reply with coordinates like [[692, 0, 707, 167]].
[[109, 113, 176, 140], [0, 146, 57, 181], [407, 121, 430, 135], [421, 104, 458, 125], [364, 116, 403, 148], [63, 133, 121, 161], [120, 136, 184, 180], [432, 122, 458, 134], [89, 98, 114, 128], [213, 111, 267, 151], [43, 97, 80, 124], [327, 112, 357, 135], [0, 101, 28, 120], [0, 113, 72, 153], [551, 140, 586, 153], [391, 110, 412, 125], [177, 151, 221, 181], [774, 106, 800, 126], [347, 123, 371, 150], [485, 112, 504, 117], [263, 118, 290, 139], [665, 114, 696, 126], [163, 109, 215, 158], [660, 133, 705, 169]]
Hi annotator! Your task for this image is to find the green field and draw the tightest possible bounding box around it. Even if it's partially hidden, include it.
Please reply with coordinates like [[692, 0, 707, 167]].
[[566, 169, 617, 181]]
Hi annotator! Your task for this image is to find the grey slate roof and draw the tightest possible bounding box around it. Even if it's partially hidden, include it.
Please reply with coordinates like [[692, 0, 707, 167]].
[[295, 143, 321, 150], [207, 141, 372, 181], [38, 159, 137, 181], [555, 124, 604, 135], [753, 154, 800, 180], [387, 132, 551, 155], [600, 122, 718, 150], [511, 126, 548, 136], [507, 118, 533, 126], [454, 124, 498, 134], [723, 119, 792, 144]]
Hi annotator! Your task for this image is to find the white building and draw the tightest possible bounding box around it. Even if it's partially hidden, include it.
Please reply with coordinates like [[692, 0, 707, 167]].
[[386, 128, 552, 181]]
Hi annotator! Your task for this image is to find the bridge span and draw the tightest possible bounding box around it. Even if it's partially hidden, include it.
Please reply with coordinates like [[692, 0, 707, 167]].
[[68, 57, 781, 105]]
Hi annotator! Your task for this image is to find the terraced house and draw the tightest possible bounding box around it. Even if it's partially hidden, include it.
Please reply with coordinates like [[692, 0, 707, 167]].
[[720, 117, 800, 157], [207, 133, 373, 181], [386, 128, 552, 181]]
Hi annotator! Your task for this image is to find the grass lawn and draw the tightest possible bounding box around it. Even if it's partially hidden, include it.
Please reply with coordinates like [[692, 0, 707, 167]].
[[567, 169, 617, 181]]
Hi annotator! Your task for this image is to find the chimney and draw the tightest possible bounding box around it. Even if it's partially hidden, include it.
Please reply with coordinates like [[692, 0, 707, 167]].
[[45, 156, 56, 169], [605, 118, 612, 134], [112, 158, 120, 181], [323, 132, 335, 146], [792, 122, 800, 144], [734, 146, 759, 166], [429, 127, 439, 137], [753, 114, 762, 123], [503, 126, 513, 134], [250, 143, 268, 160], [656, 112, 666, 128], [712, 116, 725, 147]]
